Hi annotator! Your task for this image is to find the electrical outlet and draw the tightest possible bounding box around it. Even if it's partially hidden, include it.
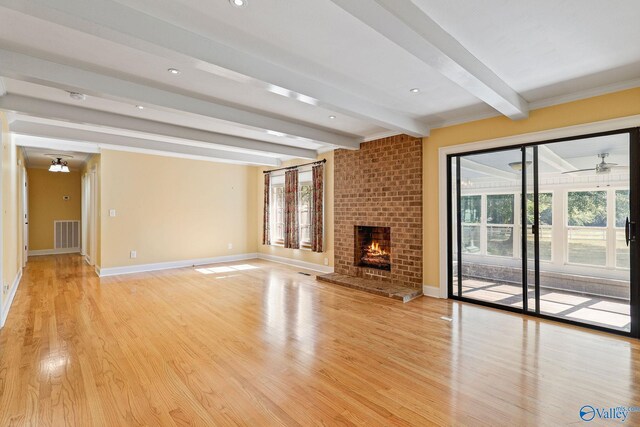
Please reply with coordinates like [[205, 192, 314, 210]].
[[227, 243, 233, 250], [109, 209, 116, 217], [130, 250, 137, 259], [3, 283, 8, 293], [324, 257, 329, 266]]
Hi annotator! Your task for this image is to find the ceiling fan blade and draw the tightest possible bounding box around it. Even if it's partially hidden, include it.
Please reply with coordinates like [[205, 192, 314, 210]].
[[609, 165, 629, 169], [604, 162, 619, 166], [562, 168, 595, 174]]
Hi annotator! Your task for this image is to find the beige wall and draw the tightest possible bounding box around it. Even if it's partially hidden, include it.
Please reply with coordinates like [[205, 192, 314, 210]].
[[256, 151, 334, 267], [99, 150, 257, 269], [423, 87, 640, 289], [27, 168, 81, 251], [1, 112, 24, 301]]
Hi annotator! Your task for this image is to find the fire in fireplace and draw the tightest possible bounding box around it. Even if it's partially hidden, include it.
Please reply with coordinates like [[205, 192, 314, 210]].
[[354, 226, 391, 271]]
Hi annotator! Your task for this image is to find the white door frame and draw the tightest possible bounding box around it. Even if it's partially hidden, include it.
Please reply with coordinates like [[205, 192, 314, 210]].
[[81, 173, 87, 257], [21, 166, 28, 267]]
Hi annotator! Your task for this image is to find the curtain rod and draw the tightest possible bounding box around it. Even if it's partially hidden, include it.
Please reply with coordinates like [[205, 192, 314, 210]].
[[263, 158, 326, 174]]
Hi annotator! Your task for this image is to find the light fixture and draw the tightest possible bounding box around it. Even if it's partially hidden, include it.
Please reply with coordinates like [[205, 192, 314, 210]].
[[167, 68, 181, 75], [68, 91, 86, 101], [49, 158, 70, 173], [136, 105, 144, 110], [229, 0, 247, 7], [409, 88, 420, 93], [508, 161, 532, 171], [329, 115, 336, 119]]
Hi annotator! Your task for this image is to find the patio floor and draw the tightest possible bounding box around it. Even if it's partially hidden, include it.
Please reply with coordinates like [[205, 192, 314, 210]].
[[454, 277, 630, 332]]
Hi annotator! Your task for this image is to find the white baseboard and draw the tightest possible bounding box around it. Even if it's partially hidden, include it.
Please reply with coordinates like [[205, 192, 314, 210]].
[[29, 248, 80, 256], [1, 268, 22, 328], [423, 284, 443, 299], [257, 253, 334, 274], [98, 253, 259, 277]]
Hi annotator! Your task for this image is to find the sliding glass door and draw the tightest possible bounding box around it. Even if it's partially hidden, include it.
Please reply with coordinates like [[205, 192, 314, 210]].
[[448, 128, 639, 337]]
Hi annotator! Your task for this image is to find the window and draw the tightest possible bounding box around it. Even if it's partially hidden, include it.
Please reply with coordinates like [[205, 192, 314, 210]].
[[269, 173, 314, 248], [299, 183, 312, 246], [615, 189, 630, 269], [567, 191, 607, 266], [461, 195, 480, 254], [486, 194, 514, 257], [527, 193, 552, 261], [271, 185, 285, 243]]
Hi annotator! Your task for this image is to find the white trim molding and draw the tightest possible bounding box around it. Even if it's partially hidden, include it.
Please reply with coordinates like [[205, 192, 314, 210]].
[[29, 248, 80, 256], [257, 253, 334, 274], [437, 114, 640, 297], [422, 285, 442, 299], [98, 253, 259, 277], [1, 268, 22, 328]]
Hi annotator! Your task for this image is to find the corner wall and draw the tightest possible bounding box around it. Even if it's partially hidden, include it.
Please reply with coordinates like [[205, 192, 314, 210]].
[[423, 87, 640, 292]]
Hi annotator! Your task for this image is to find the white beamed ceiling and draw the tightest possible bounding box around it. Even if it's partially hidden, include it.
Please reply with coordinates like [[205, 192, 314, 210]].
[[0, 0, 639, 164]]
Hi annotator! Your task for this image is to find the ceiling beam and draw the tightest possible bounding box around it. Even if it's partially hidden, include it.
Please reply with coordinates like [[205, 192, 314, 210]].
[[0, 48, 359, 150], [0, 0, 430, 137], [11, 121, 281, 166], [0, 94, 318, 160], [538, 145, 576, 172], [461, 159, 517, 180], [330, 0, 529, 120]]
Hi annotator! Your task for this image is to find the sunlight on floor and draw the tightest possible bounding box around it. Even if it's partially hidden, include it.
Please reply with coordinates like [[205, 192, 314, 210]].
[[196, 264, 259, 275]]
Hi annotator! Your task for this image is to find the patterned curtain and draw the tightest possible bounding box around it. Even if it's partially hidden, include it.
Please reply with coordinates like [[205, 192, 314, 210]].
[[262, 173, 270, 245], [284, 169, 299, 249], [311, 163, 324, 252]]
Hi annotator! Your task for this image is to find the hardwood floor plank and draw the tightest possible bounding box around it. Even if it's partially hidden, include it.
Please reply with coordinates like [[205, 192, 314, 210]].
[[0, 255, 639, 426]]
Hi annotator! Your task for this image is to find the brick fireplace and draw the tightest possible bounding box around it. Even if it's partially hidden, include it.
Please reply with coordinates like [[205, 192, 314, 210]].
[[355, 226, 391, 271], [327, 134, 423, 292]]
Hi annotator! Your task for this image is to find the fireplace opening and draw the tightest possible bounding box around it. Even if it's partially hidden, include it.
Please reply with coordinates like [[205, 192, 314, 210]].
[[354, 226, 391, 271]]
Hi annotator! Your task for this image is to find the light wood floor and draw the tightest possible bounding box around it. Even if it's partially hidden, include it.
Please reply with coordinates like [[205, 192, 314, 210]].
[[1, 255, 639, 426]]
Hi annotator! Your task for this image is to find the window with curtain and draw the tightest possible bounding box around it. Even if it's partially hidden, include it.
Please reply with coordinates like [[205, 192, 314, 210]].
[[265, 164, 324, 251]]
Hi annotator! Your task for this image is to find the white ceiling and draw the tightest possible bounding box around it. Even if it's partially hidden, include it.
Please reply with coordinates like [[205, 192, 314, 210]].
[[0, 0, 639, 165]]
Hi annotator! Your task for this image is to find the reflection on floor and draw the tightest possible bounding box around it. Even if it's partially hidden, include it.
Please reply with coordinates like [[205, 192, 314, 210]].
[[456, 278, 630, 331]]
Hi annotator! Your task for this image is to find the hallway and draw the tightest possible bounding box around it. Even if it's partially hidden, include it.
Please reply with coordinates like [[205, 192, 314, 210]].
[[0, 255, 639, 426]]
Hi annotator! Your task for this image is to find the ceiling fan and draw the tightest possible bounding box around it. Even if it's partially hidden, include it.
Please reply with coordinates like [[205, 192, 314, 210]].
[[562, 153, 627, 175]]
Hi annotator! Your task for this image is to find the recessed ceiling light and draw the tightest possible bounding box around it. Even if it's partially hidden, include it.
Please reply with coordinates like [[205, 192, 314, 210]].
[[167, 68, 181, 75], [409, 88, 420, 93], [329, 115, 336, 119], [229, 0, 247, 7], [68, 91, 86, 101], [136, 105, 144, 110]]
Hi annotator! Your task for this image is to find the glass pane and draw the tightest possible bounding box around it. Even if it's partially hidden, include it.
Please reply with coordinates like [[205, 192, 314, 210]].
[[527, 193, 552, 225], [459, 150, 522, 308], [616, 229, 630, 269], [567, 191, 607, 227], [487, 226, 513, 256], [527, 226, 552, 261], [462, 225, 480, 253], [461, 195, 481, 223], [487, 194, 514, 224], [615, 189, 629, 228], [568, 228, 607, 266]]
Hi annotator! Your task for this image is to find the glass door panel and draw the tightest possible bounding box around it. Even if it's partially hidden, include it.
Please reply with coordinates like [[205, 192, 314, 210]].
[[457, 149, 524, 308], [537, 133, 631, 332]]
